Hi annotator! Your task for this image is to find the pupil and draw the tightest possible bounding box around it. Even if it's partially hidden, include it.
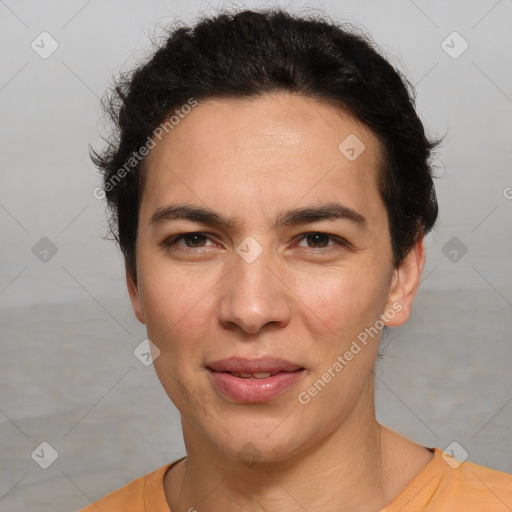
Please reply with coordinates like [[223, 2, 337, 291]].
[[308, 233, 328, 248], [187, 234, 205, 246]]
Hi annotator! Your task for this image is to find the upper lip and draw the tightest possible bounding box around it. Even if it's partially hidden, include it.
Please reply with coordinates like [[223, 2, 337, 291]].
[[207, 356, 303, 373]]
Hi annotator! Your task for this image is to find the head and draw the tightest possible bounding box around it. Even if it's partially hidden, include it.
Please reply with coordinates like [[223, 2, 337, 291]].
[[91, 9, 440, 464]]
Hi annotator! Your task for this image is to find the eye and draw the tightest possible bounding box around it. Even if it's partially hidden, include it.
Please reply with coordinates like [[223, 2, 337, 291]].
[[164, 232, 215, 249], [162, 231, 349, 252], [297, 232, 347, 249]]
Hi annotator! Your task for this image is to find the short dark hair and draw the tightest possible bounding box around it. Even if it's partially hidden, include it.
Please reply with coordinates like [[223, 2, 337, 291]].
[[90, 8, 441, 280]]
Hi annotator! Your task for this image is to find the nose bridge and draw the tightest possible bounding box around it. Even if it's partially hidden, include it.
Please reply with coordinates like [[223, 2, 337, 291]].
[[218, 243, 290, 334]]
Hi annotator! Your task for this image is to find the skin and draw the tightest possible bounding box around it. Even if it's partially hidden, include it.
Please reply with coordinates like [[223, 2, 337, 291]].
[[126, 92, 434, 512]]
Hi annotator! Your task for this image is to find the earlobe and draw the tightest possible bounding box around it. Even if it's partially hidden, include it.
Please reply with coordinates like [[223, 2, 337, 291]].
[[383, 236, 425, 327], [126, 266, 146, 324]]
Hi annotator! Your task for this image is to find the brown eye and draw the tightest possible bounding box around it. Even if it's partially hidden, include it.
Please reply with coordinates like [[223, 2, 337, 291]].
[[165, 232, 212, 248], [304, 233, 331, 248], [295, 232, 350, 252], [181, 233, 208, 247]]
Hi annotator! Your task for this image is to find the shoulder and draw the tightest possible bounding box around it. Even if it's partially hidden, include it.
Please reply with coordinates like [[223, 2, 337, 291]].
[[385, 448, 512, 511], [79, 459, 184, 512], [447, 456, 512, 503]]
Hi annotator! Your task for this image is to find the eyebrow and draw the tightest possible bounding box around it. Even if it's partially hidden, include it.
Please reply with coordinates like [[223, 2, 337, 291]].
[[149, 202, 368, 230]]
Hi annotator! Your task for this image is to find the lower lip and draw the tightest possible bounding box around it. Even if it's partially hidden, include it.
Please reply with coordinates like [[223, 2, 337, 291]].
[[207, 368, 305, 403]]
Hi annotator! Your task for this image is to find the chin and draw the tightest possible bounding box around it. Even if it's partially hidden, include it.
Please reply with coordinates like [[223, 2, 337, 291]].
[[213, 424, 311, 465]]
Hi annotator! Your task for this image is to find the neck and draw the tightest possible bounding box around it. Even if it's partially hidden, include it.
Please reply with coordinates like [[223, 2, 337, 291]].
[[165, 385, 430, 512]]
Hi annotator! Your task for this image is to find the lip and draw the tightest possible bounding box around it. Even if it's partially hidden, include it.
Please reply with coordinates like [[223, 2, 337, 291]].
[[206, 356, 303, 373], [206, 357, 306, 404]]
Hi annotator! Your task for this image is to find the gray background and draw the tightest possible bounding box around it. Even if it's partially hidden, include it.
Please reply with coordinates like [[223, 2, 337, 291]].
[[1, 0, 511, 510]]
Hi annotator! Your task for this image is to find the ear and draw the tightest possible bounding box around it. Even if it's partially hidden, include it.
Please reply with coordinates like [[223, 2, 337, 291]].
[[126, 265, 146, 324], [383, 235, 425, 327]]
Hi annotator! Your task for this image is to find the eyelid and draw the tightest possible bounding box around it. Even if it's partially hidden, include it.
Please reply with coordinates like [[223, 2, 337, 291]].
[[295, 232, 348, 248], [164, 232, 218, 249]]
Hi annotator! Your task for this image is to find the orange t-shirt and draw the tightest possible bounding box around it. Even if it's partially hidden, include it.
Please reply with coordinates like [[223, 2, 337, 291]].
[[80, 448, 512, 511]]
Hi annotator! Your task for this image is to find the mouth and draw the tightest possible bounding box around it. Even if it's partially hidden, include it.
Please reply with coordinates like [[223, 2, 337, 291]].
[[218, 370, 302, 379], [205, 357, 306, 403], [206, 355, 304, 374]]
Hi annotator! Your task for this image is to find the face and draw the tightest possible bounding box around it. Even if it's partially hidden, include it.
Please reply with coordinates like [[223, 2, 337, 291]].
[[127, 92, 424, 463]]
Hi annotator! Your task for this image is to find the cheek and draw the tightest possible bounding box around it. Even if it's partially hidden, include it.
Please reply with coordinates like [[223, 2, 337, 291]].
[[138, 255, 211, 316], [136, 260, 220, 357], [291, 261, 390, 341], [138, 265, 216, 408]]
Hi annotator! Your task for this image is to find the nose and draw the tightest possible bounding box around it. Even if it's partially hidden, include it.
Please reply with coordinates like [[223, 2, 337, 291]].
[[217, 249, 291, 335]]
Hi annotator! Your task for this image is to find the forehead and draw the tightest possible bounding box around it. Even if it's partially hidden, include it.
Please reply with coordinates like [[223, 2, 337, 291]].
[[140, 92, 385, 226]]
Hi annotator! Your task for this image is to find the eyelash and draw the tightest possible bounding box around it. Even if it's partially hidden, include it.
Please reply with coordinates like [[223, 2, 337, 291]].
[[163, 232, 349, 252]]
